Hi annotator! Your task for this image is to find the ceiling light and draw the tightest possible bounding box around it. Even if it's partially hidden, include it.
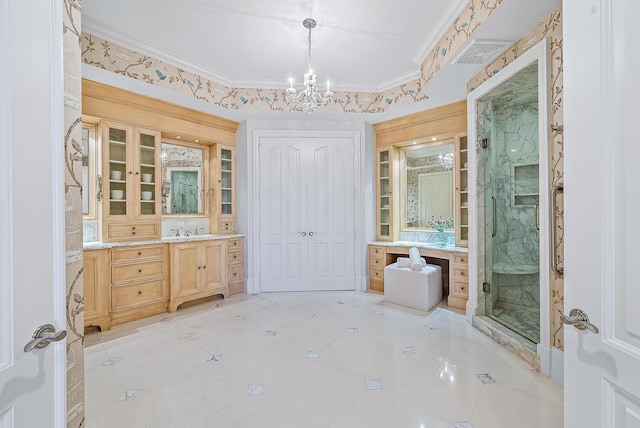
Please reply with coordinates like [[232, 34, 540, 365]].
[[432, 137, 437, 141], [176, 136, 181, 139], [286, 18, 334, 113], [195, 139, 199, 143]]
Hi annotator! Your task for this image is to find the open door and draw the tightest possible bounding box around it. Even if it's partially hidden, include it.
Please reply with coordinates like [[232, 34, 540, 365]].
[[0, 0, 67, 426], [564, 0, 640, 425]]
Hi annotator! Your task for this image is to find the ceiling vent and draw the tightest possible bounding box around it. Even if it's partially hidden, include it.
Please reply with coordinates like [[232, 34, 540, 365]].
[[451, 40, 513, 65]]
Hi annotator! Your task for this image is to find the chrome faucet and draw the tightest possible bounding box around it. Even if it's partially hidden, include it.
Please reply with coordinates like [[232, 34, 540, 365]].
[[184, 230, 191, 237], [170, 228, 180, 237], [195, 227, 205, 236]]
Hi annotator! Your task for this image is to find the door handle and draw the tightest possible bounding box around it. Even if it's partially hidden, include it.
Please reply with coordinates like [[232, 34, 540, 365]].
[[533, 204, 540, 231], [300, 232, 306, 236], [492, 196, 497, 238], [560, 308, 599, 334], [309, 232, 314, 236], [24, 324, 67, 353]]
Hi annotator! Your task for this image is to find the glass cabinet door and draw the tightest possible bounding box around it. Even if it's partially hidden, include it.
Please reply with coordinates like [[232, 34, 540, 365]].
[[136, 129, 160, 218], [104, 123, 132, 218], [376, 147, 396, 241], [220, 148, 233, 216], [455, 133, 469, 246]]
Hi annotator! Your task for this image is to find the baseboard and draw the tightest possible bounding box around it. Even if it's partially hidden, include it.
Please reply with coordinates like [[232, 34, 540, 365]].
[[537, 344, 564, 386]]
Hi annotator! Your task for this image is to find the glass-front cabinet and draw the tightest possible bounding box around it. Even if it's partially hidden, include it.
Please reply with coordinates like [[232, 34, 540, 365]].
[[211, 144, 236, 233], [455, 133, 469, 246], [101, 121, 161, 241], [376, 146, 398, 241]]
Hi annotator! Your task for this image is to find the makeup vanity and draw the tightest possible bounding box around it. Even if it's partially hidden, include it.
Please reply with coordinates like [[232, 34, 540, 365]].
[[369, 100, 469, 309]]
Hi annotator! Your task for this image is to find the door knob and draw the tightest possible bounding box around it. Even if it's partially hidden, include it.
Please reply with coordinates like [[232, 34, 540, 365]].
[[24, 324, 67, 353], [309, 232, 314, 236], [300, 232, 307, 236], [560, 308, 599, 334]]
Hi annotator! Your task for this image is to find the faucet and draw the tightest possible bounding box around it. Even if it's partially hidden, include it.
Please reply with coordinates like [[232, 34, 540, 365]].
[[184, 230, 191, 237], [195, 227, 205, 236], [170, 228, 180, 237]]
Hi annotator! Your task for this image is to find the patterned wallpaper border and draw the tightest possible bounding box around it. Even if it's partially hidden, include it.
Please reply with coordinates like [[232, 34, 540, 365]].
[[80, 0, 504, 114]]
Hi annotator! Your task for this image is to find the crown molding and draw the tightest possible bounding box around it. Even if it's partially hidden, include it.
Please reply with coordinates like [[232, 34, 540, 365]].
[[411, 0, 470, 64]]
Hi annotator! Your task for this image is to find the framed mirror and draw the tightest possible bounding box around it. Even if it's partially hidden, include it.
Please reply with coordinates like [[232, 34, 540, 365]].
[[401, 140, 454, 231], [161, 141, 207, 215]]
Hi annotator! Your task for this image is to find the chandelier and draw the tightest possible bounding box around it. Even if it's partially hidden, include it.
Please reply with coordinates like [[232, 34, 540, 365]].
[[286, 18, 334, 113], [438, 153, 454, 170]]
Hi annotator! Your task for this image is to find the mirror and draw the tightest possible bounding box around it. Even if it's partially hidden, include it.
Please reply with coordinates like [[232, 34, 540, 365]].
[[401, 141, 454, 230], [161, 142, 206, 215]]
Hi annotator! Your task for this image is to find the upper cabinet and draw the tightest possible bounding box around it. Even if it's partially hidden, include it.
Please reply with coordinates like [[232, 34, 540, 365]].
[[211, 144, 236, 233], [454, 133, 469, 247], [101, 121, 161, 241]]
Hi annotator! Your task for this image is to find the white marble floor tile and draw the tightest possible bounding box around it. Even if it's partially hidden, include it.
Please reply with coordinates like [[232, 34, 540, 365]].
[[84, 291, 563, 428]]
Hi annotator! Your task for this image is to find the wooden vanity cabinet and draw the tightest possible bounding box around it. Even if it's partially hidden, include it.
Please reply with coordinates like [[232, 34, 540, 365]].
[[169, 240, 228, 311], [368, 245, 392, 292], [101, 121, 161, 242], [227, 237, 244, 294], [83, 249, 111, 331], [109, 244, 168, 326], [210, 144, 236, 234], [447, 253, 469, 309]]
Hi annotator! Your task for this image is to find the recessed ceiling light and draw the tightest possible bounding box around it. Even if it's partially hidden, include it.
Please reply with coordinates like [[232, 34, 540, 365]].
[[176, 136, 181, 139], [195, 139, 199, 143], [412, 141, 417, 145], [432, 137, 437, 141]]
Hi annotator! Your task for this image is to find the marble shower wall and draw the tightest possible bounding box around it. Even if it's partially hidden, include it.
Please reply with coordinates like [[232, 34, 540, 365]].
[[468, 7, 564, 349], [63, 0, 84, 426]]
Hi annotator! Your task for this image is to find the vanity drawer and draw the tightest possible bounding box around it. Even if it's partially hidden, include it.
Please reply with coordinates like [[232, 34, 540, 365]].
[[112, 260, 164, 284], [454, 254, 468, 265], [370, 267, 384, 282], [112, 280, 166, 310], [227, 250, 243, 264], [452, 267, 468, 279], [369, 246, 385, 258], [218, 219, 235, 234], [452, 280, 468, 296], [104, 222, 160, 241], [227, 238, 243, 252], [228, 265, 243, 283], [370, 257, 386, 268], [111, 245, 164, 262]]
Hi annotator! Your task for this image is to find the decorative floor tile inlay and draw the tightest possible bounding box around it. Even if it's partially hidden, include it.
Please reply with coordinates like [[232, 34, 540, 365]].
[[207, 354, 223, 362], [246, 384, 263, 395], [476, 373, 497, 384], [365, 379, 383, 390], [425, 325, 439, 330], [160, 317, 171, 322], [307, 351, 320, 358], [338, 300, 345, 304], [376, 311, 385, 315], [118, 389, 140, 401], [101, 357, 122, 366], [307, 313, 316, 318], [347, 328, 359, 334], [182, 333, 195, 340], [453, 422, 474, 428], [265, 330, 278, 336], [235, 315, 245, 320], [401, 346, 415, 354]]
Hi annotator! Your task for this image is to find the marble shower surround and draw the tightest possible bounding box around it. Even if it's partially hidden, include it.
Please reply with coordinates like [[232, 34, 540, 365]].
[[80, 0, 506, 114], [468, 7, 564, 350]]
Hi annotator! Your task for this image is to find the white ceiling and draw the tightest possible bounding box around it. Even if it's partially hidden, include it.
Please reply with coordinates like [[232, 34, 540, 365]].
[[82, 0, 561, 120]]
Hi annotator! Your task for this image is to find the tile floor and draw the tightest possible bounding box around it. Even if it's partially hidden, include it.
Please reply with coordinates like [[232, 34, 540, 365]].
[[84, 291, 563, 428]]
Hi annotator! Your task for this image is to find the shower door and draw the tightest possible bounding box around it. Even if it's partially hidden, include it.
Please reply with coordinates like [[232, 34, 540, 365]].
[[481, 94, 542, 344]]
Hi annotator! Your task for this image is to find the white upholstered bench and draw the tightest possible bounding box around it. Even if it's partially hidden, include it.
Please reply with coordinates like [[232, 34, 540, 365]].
[[383, 262, 442, 311]]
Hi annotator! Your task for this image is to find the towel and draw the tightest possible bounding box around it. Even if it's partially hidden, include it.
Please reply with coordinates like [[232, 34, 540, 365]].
[[408, 247, 423, 271], [397, 257, 427, 268]]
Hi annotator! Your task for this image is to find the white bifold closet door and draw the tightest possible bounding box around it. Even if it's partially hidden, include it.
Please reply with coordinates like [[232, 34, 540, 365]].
[[259, 137, 356, 292]]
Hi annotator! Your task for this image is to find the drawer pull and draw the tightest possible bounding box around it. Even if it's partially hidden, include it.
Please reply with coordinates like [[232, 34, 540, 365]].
[[138, 252, 142, 256], [198, 266, 201, 270], [132, 226, 136, 230], [233, 273, 237, 276], [138, 269, 142, 273], [138, 291, 142, 295], [203, 266, 206, 269], [132, 232, 136, 235]]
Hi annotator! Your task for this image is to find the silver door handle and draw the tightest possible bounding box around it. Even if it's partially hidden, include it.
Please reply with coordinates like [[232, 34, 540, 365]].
[[533, 204, 539, 231], [300, 232, 306, 236], [309, 232, 314, 236], [492, 196, 497, 238], [551, 184, 564, 277], [24, 324, 67, 353], [560, 308, 599, 334]]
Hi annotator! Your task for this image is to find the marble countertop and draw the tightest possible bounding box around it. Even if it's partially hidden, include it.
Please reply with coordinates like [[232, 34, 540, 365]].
[[369, 241, 469, 253], [83, 233, 245, 250]]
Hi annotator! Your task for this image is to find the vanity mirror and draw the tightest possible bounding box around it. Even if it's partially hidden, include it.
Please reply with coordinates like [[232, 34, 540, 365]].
[[160, 142, 207, 215], [401, 140, 454, 231]]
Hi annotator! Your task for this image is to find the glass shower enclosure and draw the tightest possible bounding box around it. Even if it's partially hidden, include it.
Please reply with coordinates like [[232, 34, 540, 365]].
[[477, 61, 542, 344]]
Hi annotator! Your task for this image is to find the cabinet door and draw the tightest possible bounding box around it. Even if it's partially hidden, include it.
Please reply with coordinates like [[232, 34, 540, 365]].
[[102, 121, 134, 221], [201, 240, 225, 291], [83, 249, 109, 328], [210, 144, 236, 232], [454, 133, 469, 247], [134, 127, 161, 220], [171, 243, 201, 297], [376, 146, 398, 241]]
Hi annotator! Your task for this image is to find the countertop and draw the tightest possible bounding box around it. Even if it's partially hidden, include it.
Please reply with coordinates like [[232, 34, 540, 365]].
[[369, 241, 469, 254], [83, 233, 245, 250]]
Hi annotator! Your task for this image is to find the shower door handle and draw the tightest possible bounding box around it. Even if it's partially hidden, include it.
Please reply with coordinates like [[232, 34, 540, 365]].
[[551, 184, 564, 277], [492, 196, 497, 237], [533, 204, 540, 231]]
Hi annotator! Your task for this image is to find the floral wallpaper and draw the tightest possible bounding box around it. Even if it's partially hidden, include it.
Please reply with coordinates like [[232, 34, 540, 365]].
[[80, 0, 506, 114], [63, 0, 85, 426], [467, 7, 564, 349]]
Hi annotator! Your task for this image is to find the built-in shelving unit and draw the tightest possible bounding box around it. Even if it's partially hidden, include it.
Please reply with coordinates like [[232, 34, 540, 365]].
[[455, 133, 469, 247]]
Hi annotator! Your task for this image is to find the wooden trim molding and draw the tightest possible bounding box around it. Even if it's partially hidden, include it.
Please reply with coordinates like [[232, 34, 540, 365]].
[[373, 100, 467, 147], [82, 79, 238, 146]]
